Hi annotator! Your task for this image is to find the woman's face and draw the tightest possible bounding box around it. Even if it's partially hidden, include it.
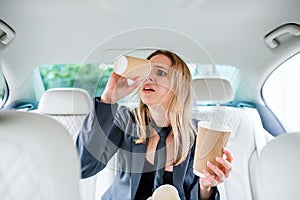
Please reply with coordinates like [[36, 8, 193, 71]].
[[140, 54, 174, 108]]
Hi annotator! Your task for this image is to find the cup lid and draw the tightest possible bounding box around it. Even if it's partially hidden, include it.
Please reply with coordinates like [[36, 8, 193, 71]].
[[198, 121, 231, 132]]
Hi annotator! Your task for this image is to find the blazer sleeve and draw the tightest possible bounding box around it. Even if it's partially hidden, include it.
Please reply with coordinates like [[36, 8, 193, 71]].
[[76, 97, 121, 178]]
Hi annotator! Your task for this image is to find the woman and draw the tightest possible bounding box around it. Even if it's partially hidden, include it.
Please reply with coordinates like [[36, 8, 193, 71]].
[[76, 49, 233, 200]]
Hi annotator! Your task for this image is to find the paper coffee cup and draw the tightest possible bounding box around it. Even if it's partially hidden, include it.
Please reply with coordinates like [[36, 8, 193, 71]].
[[147, 184, 181, 200], [193, 121, 231, 178], [113, 55, 151, 80]]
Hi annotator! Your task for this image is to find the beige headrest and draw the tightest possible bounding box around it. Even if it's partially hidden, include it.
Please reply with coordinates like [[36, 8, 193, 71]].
[[193, 78, 234, 104], [38, 88, 91, 115]]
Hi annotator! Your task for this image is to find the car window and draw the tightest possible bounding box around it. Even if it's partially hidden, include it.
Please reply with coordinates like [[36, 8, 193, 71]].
[[262, 52, 300, 132], [38, 64, 113, 97], [38, 63, 240, 106]]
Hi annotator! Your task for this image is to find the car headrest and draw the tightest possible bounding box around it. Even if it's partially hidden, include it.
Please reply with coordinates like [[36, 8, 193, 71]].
[[193, 78, 234, 104], [259, 132, 300, 200], [38, 88, 91, 115]]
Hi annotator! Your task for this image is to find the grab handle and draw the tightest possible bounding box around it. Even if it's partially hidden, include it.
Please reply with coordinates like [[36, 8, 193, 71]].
[[0, 19, 15, 45], [265, 23, 300, 48]]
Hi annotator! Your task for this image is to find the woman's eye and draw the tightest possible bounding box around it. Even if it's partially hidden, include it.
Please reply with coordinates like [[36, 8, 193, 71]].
[[157, 69, 167, 76]]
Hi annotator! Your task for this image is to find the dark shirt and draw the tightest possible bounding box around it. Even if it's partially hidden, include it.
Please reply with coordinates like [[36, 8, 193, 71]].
[[134, 159, 173, 200]]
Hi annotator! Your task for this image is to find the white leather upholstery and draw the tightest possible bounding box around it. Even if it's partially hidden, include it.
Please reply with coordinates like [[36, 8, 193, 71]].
[[37, 88, 91, 141], [192, 78, 272, 200], [37, 87, 115, 200], [193, 107, 258, 200], [254, 132, 300, 200], [0, 111, 81, 200]]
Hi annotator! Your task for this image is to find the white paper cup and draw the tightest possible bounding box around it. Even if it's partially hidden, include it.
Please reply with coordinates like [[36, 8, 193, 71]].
[[193, 121, 231, 178], [113, 55, 151, 80]]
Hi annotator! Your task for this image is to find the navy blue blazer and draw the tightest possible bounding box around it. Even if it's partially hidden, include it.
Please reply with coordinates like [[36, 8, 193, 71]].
[[76, 98, 219, 200]]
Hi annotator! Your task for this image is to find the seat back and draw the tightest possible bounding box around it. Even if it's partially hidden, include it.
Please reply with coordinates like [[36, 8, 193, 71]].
[[37, 88, 115, 200], [0, 111, 80, 200], [255, 132, 300, 200], [37, 87, 91, 141], [192, 78, 271, 200]]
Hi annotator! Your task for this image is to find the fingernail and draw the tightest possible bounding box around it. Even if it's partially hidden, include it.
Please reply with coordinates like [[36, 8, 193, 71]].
[[207, 161, 212, 167], [216, 157, 222, 162]]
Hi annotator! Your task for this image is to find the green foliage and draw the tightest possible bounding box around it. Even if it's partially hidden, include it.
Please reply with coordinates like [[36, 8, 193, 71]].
[[0, 88, 3, 98], [0, 74, 4, 99], [39, 64, 113, 97]]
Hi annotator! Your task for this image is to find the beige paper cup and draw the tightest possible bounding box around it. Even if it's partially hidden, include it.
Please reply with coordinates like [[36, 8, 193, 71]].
[[147, 184, 181, 200], [113, 55, 151, 80], [193, 121, 231, 178]]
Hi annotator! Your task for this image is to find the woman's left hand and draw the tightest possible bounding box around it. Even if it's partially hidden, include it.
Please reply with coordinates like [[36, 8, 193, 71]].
[[199, 149, 233, 191]]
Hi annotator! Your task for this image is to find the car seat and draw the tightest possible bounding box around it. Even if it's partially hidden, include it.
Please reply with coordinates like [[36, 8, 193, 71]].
[[37, 87, 91, 141], [0, 111, 81, 200], [251, 132, 300, 200], [37, 88, 115, 200], [192, 78, 273, 200]]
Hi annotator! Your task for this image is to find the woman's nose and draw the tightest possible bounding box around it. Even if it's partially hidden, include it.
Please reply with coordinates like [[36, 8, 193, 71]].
[[145, 75, 154, 82], [145, 70, 155, 82]]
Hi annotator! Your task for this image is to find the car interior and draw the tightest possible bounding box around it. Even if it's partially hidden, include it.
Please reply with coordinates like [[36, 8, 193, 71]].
[[1, 0, 300, 199]]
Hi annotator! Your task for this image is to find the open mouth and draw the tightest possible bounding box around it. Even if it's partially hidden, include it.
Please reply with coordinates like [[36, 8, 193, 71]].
[[143, 87, 155, 92], [142, 85, 155, 92]]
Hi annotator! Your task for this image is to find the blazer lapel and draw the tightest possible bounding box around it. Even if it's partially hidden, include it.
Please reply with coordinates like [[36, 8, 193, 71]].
[[131, 142, 147, 199], [173, 150, 191, 196]]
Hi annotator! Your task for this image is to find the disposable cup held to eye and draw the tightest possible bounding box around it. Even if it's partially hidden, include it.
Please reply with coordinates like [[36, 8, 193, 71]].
[[193, 121, 231, 178], [113, 55, 151, 80]]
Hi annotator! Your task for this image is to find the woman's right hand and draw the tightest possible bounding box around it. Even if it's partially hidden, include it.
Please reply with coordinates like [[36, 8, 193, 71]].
[[101, 72, 141, 104]]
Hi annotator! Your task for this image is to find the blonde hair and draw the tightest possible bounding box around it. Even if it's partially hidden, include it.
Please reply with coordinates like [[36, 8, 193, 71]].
[[132, 49, 196, 165]]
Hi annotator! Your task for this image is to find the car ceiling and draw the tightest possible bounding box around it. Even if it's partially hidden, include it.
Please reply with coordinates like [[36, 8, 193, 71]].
[[0, 0, 300, 103]]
